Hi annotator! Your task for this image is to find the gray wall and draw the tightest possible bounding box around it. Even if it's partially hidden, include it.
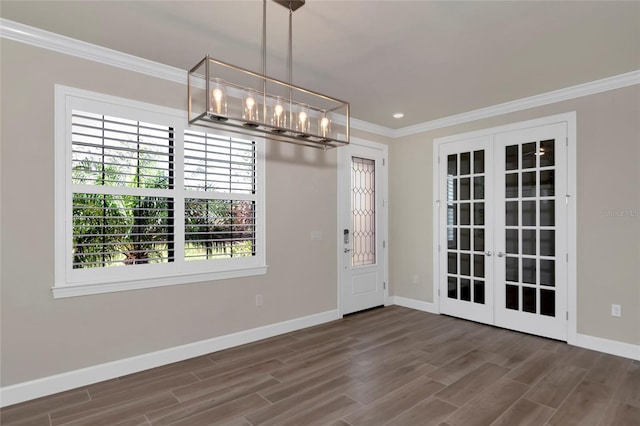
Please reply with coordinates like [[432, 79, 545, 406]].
[[0, 40, 390, 387], [389, 85, 640, 346]]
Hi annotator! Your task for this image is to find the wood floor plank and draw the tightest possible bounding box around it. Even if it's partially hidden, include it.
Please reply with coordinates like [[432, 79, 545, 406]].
[[584, 353, 632, 389], [148, 375, 279, 425], [560, 347, 602, 370], [442, 378, 529, 426], [350, 336, 419, 364], [427, 350, 496, 385], [598, 401, 640, 426], [345, 376, 445, 426], [434, 362, 510, 407], [1, 388, 90, 425], [206, 334, 299, 363], [474, 329, 524, 355], [259, 359, 353, 403], [614, 362, 640, 407], [57, 393, 177, 426], [347, 348, 432, 383], [277, 336, 359, 363], [115, 355, 214, 386], [421, 339, 479, 368], [167, 393, 270, 426], [487, 335, 541, 369], [506, 349, 562, 385], [345, 360, 435, 404], [248, 375, 359, 425], [385, 397, 457, 426], [49, 374, 194, 425], [526, 364, 587, 408], [547, 380, 613, 426], [275, 394, 362, 426], [490, 398, 555, 426], [113, 416, 150, 426], [349, 323, 411, 351], [0, 413, 52, 426], [193, 357, 284, 382]]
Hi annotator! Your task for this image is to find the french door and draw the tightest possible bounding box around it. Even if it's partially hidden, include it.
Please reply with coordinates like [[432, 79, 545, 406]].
[[438, 122, 568, 341]]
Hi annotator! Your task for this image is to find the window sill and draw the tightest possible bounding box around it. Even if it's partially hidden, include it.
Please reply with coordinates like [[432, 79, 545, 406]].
[[52, 265, 269, 299]]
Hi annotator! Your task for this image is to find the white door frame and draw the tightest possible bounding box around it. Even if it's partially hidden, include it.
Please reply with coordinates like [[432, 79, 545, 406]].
[[337, 137, 389, 316], [432, 112, 577, 344]]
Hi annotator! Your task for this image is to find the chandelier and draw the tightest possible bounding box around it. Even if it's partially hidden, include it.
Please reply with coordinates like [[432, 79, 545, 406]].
[[188, 0, 350, 149]]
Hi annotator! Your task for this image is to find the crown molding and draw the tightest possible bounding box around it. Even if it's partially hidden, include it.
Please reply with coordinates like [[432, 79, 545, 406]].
[[2, 18, 638, 139], [0, 18, 186, 85], [393, 70, 640, 138]]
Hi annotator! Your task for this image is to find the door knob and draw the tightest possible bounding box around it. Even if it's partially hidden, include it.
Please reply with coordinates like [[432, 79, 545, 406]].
[[485, 251, 493, 256], [497, 252, 505, 257], [344, 248, 351, 253]]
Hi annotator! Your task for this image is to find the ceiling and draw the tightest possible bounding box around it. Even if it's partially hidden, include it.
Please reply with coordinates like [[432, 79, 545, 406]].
[[2, 1, 639, 129]]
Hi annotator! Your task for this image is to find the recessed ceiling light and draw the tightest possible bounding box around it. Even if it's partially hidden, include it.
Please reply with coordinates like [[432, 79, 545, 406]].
[[393, 113, 404, 119]]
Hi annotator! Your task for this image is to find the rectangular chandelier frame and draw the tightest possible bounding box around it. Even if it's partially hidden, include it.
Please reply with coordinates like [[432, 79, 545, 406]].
[[188, 55, 350, 149]]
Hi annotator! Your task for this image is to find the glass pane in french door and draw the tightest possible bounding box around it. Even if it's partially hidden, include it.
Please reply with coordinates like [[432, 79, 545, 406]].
[[447, 149, 487, 305], [503, 139, 557, 317]]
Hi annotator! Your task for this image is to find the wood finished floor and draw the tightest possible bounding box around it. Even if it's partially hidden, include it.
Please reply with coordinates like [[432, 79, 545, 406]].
[[2, 306, 639, 426]]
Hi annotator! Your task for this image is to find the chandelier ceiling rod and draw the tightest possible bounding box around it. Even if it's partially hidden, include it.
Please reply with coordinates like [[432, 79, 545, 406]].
[[288, 3, 293, 87]]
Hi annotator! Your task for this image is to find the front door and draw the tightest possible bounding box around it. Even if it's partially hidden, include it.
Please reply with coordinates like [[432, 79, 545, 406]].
[[438, 121, 568, 341], [339, 141, 387, 315]]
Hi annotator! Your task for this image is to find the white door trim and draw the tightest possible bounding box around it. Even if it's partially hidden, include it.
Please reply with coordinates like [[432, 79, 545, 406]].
[[337, 137, 389, 316], [432, 112, 577, 343]]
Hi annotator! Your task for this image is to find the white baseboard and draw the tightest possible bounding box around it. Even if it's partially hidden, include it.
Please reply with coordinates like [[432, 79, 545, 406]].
[[0, 309, 340, 408], [3, 305, 637, 407], [391, 295, 438, 314], [575, 333, 640, 361], [392, 296, 639, 361]]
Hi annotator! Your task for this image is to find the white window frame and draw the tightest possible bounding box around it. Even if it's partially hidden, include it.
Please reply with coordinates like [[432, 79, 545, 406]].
[[54, 85, 266, 298]]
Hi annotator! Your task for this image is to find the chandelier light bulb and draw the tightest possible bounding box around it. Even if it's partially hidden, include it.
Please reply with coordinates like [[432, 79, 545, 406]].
[[212, 89, 223, 112], [296, 104, 310, 134], [243, 89, 260, 124], [209, 78, 227, 117], [319, 115, 331, 138], [272, 97, 286, 129]]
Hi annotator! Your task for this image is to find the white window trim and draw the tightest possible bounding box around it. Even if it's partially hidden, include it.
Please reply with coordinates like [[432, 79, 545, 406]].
[[54, 85, 267, 298]]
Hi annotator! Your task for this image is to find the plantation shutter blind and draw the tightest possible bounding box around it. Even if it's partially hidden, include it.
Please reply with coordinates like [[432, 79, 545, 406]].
[[183, 130, 257, 260], [71, 110, 175, 268]]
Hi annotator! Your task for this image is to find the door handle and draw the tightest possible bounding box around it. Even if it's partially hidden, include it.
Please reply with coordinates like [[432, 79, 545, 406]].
[[485, 251, 492, 257], [344, 248, 351, 253], [497, 252, 505, 257]]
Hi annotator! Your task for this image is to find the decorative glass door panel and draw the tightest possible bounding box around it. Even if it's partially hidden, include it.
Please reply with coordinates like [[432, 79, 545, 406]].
[[352, 157, 376, 267]]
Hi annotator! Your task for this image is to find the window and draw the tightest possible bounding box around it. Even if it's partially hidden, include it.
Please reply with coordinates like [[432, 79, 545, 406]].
[[54, 86, 265, 298]]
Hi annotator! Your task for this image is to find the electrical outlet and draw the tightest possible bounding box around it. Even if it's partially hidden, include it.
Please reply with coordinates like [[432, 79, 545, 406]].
[[256, 294, 263, 307], [611, 304, 622, 317]]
